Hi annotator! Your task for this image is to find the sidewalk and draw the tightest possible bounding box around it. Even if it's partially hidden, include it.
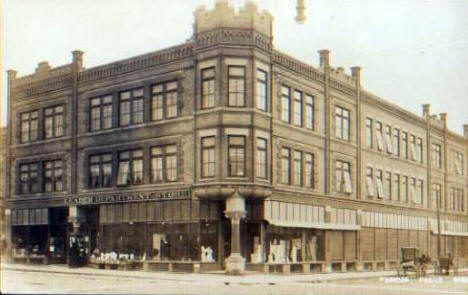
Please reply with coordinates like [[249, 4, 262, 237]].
[[1, 262, 400, 284]]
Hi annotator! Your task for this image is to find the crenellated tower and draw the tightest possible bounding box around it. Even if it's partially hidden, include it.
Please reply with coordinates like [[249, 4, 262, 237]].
[[193, 0, 274, 51]]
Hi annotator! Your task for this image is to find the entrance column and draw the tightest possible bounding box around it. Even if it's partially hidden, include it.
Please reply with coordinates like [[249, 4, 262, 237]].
[[68, 206, 85, 235], [324, 206, 332, 273], [224, 192, 246, 275], [356, 210, 363, 271]]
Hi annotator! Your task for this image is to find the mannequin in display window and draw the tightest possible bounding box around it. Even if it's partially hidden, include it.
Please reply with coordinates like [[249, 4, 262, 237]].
[[200, 246, 215, 262]]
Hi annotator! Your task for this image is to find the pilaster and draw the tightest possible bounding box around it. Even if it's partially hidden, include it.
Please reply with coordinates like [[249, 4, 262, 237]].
[[70, 51, 83, 195], [319, 50, 331, 195], [351, 66, 361, 200]]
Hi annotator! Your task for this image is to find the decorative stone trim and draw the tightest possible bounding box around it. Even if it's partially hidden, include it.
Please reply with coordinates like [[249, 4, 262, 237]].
[[195, 28, 272, 52], [79, 43, 194, 83]]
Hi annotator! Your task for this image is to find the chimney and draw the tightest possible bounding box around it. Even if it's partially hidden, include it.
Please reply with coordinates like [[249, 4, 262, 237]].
[[7, 69, 17, 81], [422, 104, 431, 118], [319, 49, 330, 69], [463, 124, 468, 138], [72, 50, 84, 70], [295, 0, 306, 24], [36, 61, 51, 75], [351, 66, 361, 84], [439, 113, 447, 128]]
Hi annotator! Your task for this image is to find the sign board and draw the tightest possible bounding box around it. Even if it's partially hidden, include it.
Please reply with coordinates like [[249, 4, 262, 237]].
[[64, 189, 191, 206]]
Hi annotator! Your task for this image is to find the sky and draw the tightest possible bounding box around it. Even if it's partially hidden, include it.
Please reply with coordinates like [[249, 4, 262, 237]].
[[1, 0, 468, 134]]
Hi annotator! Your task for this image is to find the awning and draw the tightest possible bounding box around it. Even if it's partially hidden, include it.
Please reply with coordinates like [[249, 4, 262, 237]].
[[430, 218, 468, 237], [11, 209, 49, 226], [263, 200, 360, 231]]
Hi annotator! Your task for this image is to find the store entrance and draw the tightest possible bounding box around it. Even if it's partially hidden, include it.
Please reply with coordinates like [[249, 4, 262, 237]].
[[80, 206, 99, 257]]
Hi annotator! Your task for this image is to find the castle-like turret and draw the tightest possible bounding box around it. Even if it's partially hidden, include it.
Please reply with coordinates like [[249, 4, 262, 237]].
[[193, 0, 273, 51]]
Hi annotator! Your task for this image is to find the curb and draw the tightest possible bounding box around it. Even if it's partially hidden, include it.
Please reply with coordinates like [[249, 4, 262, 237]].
[[2, 264, 400, 283]]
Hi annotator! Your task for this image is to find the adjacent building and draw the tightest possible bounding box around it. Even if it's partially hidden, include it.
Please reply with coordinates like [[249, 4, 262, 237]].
[[3, 1, 468, 273]]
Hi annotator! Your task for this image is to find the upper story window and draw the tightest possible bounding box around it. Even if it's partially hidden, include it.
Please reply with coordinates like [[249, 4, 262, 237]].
[[152, 81, 178, 121], [151, 145, 177, 183], [19, 163, 39, 194], [409, 177, 417, 203], [256, 69, 267, 111], [201, 68, 215, 109], [432, 144, 442, 169], [228, 66, 245, 107], [454, 151, 464, 175], [293, 91, 303, 127], [417, 137, 423, 163], [89, 154, 112, 188], [393, 128, 400, 156], [384, 171, 392, 200], [335, 160, 352, 194], [393, 173, 400, 201], [293, 150, 303, 186], [281, 147, 291, 184], [117, 149, 143, 186], [90, 95, 113, 132], [20, 111, 38, 143], [228, 136, 246, 177], [44, 160, 63, 193], [433, 183, 442, 209], [305, 95, 315, 130], [256, 138, 267, 179], [365, 118, 373, 148], [281, 86, 291, 123], [385, 125, 392, 154], [376, 169, 384, 199], [402, 175, 408, 203], [305, 153, 315, 189], [402, 131, 408, 159], [119, 88, 144, 126], [201, 136, 216, 178], [410, 135, 417, 161], [44, 106, 64, 139], [376, 121, 383, 151], [450, 188, 464, 212], [366, 167, 375, 198], [417, 179, 424, 205], [335, 106, 350, 141]]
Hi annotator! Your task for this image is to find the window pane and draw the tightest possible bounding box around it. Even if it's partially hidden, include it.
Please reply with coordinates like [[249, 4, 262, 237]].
[[257, 138, 267, 179], [166, 91, 178, 118], [120, 101, 131, 126], [152, 94, 164, 121], [166, 155, 177, 181], [117, 161, 130, 185], [151, 157, 163, 183], [120, 91, 131, 100], [102, 105, 113, 129], [133, 99, 144, 124], [256, 70, 267, 111], [294, 91, 302, 127], [281, 148, 290, 184], [293, 151, 302, 185], [132, 159, 143, 184], [281, 86, 290, 123]]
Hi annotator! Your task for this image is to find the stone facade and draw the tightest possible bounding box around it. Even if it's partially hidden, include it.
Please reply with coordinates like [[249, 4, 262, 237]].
[[3, 1, 468, 273]]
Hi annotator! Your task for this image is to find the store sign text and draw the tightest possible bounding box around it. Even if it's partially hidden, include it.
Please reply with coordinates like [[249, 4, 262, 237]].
[[64, 189, 191, 206]]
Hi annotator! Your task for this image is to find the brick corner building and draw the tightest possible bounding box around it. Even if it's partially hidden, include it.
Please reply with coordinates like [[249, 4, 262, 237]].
[[3, 1, 468, 274]]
